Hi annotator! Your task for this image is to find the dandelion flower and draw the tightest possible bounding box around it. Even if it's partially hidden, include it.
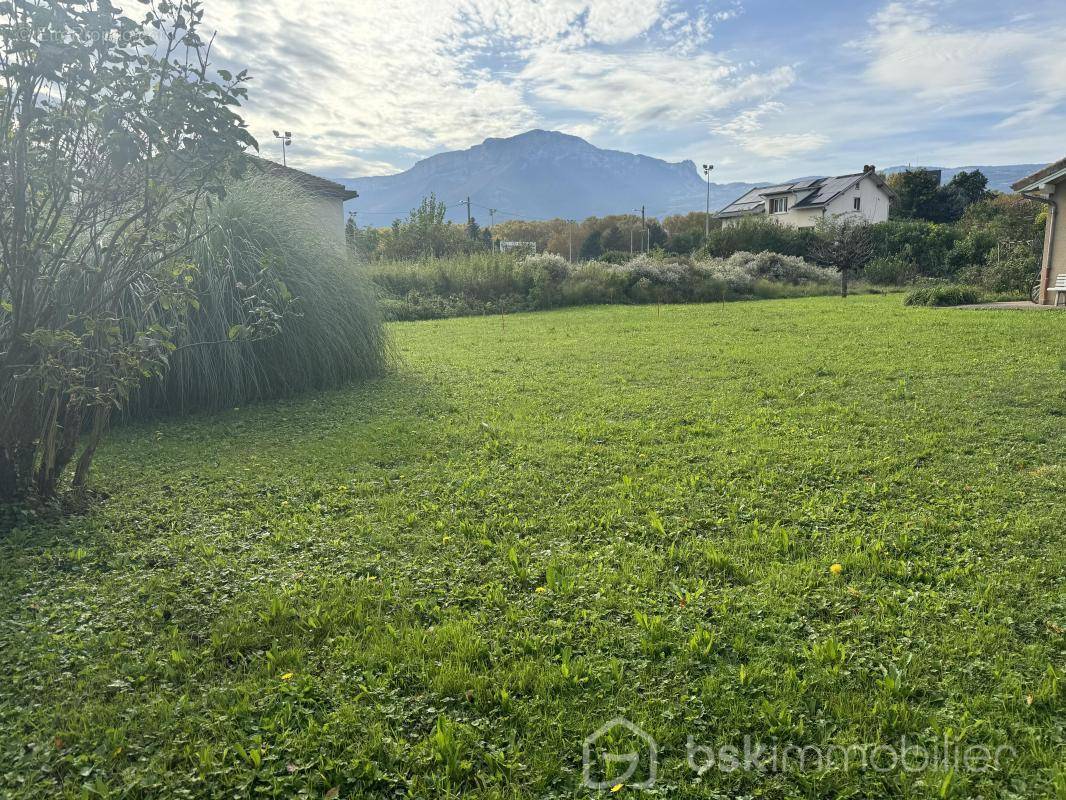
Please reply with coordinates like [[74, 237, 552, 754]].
[[830, 563, 843, 576]]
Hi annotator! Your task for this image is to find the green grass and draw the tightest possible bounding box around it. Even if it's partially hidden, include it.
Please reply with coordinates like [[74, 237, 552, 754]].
[[1, 296, 1064, 798]]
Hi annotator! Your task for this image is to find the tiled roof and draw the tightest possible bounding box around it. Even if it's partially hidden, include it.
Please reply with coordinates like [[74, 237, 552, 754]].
[[245, 155, 358, 200]]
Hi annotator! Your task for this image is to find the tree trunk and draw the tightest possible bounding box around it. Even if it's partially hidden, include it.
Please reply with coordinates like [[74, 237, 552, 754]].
[[841, 269, 850, 298], [0, 449, 18, 503], [72, 405, 111, 498]]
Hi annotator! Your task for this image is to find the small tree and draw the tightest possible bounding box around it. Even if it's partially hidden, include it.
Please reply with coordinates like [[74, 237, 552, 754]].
[[0, 0, 255, 502], [809, 216, 874, 298]]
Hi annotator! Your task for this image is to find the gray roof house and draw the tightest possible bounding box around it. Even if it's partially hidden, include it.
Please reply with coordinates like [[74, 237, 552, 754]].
[[247, 156, 358, 242], [717, 166, 895, 229], [1013, 156, 1066, 305]]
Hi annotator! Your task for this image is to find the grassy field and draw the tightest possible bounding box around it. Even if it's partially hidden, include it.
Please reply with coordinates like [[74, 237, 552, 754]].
[[1, 296, 1064, 798]]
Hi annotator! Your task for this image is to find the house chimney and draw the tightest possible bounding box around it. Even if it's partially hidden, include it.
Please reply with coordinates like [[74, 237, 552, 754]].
[[863, 164, 876, 173]]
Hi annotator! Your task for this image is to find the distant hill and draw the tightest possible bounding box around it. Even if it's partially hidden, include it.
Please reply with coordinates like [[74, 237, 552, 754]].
[[882, 164, 1044, 193], [340, 130, 758, 224], [336, 130, 1046, 223]]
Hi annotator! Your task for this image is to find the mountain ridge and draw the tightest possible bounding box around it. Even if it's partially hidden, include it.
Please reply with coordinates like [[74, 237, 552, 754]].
[[335, 131, 1046, 224]]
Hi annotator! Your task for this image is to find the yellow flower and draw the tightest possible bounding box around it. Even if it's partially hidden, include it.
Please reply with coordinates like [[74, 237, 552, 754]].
[[610, 783, 624, 793], [830, 563, 843, 576], [535, 586, 547, 594], [280, 672, 294, 680]]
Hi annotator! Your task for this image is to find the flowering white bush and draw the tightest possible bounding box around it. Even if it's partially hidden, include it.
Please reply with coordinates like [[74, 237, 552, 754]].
[[374, 249, 841, 320], [693, 259, 753, 290], [719, 251, 837, 284], [519, 252, 571, 277], [598, 251, 835, 290]]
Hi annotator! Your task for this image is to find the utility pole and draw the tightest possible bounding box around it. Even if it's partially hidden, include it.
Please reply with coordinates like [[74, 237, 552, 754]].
[[567, 219, 575, 262], [702, 163, 714, 239], [489, 208, 496, 252], [466, 196, 472, 228], [641, 205, 646, 253]]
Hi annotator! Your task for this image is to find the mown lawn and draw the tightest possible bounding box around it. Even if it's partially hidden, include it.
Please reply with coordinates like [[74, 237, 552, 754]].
[[1, 295, 1064, 799]]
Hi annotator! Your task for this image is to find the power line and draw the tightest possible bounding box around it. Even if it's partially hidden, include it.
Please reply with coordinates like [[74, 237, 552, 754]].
[[352, 197, 692, 225]]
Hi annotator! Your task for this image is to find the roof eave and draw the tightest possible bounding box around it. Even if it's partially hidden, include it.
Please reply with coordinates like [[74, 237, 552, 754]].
[[715, 208, 763, 219], [1013, 159, 1066, 193], [1012, 157, 1066, 192]]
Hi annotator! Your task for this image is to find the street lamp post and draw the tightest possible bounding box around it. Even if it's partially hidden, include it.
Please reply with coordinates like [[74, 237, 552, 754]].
[[702, 163, 714, 238], [273, 130, 293, 166]]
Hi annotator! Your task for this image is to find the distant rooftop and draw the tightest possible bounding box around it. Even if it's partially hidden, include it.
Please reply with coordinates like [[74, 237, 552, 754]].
[[246, 155, 358, 201], [716, 170, 893, 217]]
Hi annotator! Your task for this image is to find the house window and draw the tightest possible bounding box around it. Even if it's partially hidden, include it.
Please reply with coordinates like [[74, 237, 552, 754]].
[[769, 197, 788, 214], [853, 196, 861, 211]]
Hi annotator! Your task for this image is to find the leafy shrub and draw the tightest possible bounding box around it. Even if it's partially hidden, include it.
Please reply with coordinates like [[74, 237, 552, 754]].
[[869, 220, 961, 278], [378, 292, 476, 321], [864, 255, 917, 285], [523, 254, 570, 309], [598, 250, 633, 265], [698, 218, 815, 258], [904, 284, 984, 307], [372, 250, 842, 320], [969, 246, 1039, 295], [130, 176, 387, 416]]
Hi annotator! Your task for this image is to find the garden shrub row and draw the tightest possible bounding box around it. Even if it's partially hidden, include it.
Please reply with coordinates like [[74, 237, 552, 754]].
[[372, 251, 841, 321]]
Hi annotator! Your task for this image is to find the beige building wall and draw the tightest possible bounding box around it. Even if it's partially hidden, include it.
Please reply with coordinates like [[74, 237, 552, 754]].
[[310, 195, 347, 243], [1048, 183, 1066, 299], [768, 200, 823, 229]]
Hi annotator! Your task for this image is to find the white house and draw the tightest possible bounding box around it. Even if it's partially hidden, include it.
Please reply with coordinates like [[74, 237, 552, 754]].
[[1012, 157, 1065, 305], [716, 166, 895, 229]]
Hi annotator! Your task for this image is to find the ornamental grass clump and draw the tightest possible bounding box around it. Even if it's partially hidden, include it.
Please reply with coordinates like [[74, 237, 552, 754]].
[[130, 175, 387, 416]]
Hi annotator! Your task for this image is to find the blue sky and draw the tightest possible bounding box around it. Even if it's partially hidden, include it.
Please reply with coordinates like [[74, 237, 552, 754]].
[[204, 0, 1066, 182]]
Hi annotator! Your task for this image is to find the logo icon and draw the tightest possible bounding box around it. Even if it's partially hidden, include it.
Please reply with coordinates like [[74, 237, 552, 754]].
[[582, 717, 658, 790]]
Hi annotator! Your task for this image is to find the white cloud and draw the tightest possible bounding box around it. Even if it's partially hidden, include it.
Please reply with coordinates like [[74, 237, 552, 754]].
[[862, 1, 1063, 103], [710, 101, 827, 158], [205, 0, 540, 173], [201, 0, 771, 175], [522, 49, 794, 134]]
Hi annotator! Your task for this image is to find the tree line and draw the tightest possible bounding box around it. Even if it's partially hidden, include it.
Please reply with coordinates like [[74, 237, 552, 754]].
[[346, 169, 1044, 290]]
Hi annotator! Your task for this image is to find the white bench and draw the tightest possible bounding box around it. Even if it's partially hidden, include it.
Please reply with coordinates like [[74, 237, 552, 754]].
[[1049, 274, 1066, 306]]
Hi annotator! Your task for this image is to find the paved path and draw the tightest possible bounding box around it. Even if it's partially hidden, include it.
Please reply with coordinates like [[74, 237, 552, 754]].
[[956, 301, 1065, 311]]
